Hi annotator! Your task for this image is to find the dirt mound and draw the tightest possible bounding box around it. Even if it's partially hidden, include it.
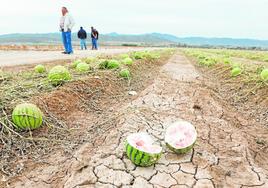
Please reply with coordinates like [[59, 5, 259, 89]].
[[194, 62, 268, 127]]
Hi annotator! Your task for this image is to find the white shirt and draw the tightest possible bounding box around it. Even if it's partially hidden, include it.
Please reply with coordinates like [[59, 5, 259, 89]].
[[59, 13, 75, 32]]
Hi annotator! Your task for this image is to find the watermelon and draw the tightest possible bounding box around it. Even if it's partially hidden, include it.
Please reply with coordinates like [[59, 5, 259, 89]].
[[260, 68, 268, 81], [84, 57, 96, 64], [125, 133, 162, 167], [12, 103, 43, 130], [34, 64, 46, 73], [107, 60, 120, 69], [119, 54, 130, 59], [98, 59, 109, 69], [133, 52, 144, 60], [231, 67, 242, 77], [71, 59, 82, 68], [48, 65, 71, 86], [76, 62, 90, 73], [119, 69, 130, 78], [122, 57, 133, 65], [165, 121, 197, 154]]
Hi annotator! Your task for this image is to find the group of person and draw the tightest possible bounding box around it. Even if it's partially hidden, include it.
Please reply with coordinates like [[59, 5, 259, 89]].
[[59, 7, 99, 54], [77, 26, 99, 50]]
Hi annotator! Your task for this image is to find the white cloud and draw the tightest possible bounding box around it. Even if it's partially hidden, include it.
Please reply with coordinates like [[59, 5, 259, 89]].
[[0, 0, 268, 39]]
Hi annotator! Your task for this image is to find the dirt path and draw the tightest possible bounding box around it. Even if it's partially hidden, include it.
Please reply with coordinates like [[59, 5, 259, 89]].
[[0, 47, 151, 67], [10, 53, 268, 188]]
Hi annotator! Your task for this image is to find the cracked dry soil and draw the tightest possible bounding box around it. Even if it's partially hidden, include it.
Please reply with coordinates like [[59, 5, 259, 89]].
[[9, 53, 268, 188]]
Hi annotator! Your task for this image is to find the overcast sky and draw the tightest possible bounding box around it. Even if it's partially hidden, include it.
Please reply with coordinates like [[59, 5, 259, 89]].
[[0, 0, 268, 39]]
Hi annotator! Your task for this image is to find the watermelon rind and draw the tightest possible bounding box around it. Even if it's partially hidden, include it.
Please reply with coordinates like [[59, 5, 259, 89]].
[[165, 121, 197, 154], [48, 65, 71, 86], [12, 103, 43, 130], [125, 133, 162, 167]]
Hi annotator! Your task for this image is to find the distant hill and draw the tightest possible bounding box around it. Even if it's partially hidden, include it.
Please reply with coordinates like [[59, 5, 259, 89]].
[[0, 32, 268, 48]]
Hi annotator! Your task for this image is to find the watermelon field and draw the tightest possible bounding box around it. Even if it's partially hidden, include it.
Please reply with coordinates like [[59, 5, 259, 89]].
[[0, 48, 267, 188]]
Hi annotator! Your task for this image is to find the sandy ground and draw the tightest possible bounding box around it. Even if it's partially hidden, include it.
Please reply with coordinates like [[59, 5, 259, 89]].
[[0, 47, 151, 67], [8, 53, 268, 188]]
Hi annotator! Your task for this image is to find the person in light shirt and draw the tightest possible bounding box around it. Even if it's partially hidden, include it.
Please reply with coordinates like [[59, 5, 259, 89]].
[[59, 7, 75, 54]]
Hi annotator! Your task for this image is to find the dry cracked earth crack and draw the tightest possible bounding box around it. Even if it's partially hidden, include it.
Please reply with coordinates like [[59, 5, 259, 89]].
[[8, 53, 268, 188]]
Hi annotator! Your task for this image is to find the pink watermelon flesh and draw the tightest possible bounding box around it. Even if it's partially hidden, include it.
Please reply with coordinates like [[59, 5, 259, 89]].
[[127, 133, 162, 154], [165, 121, 197, 149]]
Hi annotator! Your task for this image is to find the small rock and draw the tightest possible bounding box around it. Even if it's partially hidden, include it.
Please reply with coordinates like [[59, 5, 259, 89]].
[[128, 91, 137, 96]]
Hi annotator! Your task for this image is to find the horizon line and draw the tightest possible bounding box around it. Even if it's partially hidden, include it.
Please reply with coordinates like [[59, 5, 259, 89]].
[[0, 32, 268, 41]]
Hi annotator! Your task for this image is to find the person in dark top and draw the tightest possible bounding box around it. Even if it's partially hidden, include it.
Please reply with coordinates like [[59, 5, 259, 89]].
[[91, 26, 99, 50], [77, 27, 87, 50]]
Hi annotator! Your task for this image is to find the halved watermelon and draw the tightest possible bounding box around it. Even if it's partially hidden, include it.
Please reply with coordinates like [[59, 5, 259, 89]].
[[125, 132, 162, 167], [165, 121, 197, 154]]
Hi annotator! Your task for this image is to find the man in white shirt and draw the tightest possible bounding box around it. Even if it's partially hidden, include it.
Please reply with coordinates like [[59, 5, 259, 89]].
[[60, 7, 75, 54]]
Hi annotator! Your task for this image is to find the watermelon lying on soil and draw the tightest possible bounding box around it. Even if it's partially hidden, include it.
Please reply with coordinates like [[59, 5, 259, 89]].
[[34, 64, 46, 73], [71, 59, 82, 68], [119, 54, 130, 59], [98, 59, 109, 69], [48, 65, 71, 86], [84, 57, 96, 64], [125, 132, 162, 167], [133, 52, 144, 60], [231, 67, 242, 77], [122, 57, 133, 65], [12, 103, 43, 130], [260, 68, 268, 81], [165, 121, 197, 154], [107, 60, 120, 69], [76, 62, 90, 73], [119, 69, 130, 78]]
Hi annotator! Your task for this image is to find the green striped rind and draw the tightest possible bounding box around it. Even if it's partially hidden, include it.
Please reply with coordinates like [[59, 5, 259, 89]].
[[166, 141, 196, 154], [125, 143, 161, 167], [12, 103, 43, 130], [48, 65, 71, 86]]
